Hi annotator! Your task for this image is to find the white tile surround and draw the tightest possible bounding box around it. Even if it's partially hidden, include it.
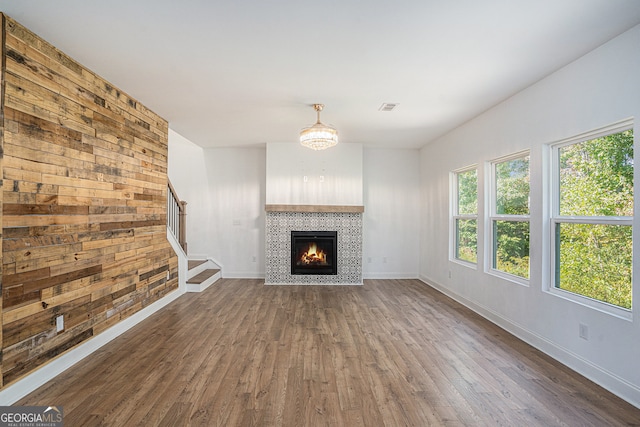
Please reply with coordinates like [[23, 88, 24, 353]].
[[265, 211, 363, 285]]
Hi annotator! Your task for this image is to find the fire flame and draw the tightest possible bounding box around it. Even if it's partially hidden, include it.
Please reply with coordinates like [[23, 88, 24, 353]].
[[299, 243, 327, 265]]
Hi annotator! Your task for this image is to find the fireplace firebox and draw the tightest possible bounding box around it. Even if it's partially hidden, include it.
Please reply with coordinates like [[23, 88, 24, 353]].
[[291, 231, 337, 275]]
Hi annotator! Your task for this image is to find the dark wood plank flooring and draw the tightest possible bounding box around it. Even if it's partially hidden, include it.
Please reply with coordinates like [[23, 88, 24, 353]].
[[17, 279, 640, 426]]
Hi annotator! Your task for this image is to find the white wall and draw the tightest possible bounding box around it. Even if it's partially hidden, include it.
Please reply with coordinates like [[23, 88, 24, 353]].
[[167, 130, 211, 257], [168, 135, 421, 280], [266, 142, 363, 205], [419, 24, 640, 407], [168, 133, 266, 275], [202, 148, 266, 277], [363, 149, 420, 278]]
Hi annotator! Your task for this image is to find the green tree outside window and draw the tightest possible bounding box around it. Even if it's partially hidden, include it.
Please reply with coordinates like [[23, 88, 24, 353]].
[[455, 169, 477, 263], [492, 155, 530, 279], [555, 129, 633, 309]]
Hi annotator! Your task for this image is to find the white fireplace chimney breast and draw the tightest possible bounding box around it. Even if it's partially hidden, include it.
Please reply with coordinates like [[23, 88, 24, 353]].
[[266, 142, 363, 206]]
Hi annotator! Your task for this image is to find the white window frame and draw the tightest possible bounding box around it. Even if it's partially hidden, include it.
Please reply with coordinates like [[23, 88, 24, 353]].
[[547, 119, 633, 319], [487, 151, 531, 286], [450, 166, 478, 267]]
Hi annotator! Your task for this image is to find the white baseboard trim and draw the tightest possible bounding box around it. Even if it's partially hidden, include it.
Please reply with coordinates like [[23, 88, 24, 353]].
[[418, 274, 640, 409], [222, 272, 265, 279], [362, 272, 419, 280], [0, 288, 185, 406]]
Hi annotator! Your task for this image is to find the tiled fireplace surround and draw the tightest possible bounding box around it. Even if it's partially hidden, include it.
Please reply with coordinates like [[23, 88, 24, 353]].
[[265, 205, 363, 285]]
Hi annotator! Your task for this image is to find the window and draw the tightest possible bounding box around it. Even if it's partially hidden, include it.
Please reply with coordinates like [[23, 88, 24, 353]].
[[489, 153, 530, 281], [452, 167, 478, 264], [550, 123, 633, 312]]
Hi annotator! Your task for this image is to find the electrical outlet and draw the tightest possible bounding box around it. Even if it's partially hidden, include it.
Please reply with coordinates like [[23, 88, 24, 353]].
[[448, 270, 452, 279], [56, 315, 64, 332], [166, 271, 170, 281], [252, 256, 257, 262], [579, 323, 589, 340]]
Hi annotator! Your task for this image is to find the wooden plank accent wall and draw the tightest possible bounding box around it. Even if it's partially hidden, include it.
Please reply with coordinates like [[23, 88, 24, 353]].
[[0, 12, 5, 391], [0, 14, 179, 387]]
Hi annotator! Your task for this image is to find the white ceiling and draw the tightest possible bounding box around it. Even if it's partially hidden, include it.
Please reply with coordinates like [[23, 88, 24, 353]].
[[2, 0, 640, 149]]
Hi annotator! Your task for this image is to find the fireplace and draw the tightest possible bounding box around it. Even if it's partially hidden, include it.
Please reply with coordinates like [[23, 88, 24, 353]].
[[291, 231, 337, 275], [265, 208, 362, 285]]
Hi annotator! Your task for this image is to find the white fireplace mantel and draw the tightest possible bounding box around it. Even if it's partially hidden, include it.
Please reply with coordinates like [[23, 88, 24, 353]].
[[265, 204, 364, 213]]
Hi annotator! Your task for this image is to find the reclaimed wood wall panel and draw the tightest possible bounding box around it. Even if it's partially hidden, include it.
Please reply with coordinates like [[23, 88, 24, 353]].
[[0, 14, 179, 387], [0, 12, 5, 391]]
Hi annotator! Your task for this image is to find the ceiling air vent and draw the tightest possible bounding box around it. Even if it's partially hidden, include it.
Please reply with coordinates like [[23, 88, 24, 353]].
[[378, 103, 399, 112]]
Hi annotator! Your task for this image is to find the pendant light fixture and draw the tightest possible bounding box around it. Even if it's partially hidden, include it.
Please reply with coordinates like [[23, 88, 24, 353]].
[[300, 104, 338, 150]]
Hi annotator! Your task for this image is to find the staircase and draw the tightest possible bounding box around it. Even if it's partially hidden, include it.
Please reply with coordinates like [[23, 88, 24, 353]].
[[186, 259, 221, 292], [167, 181, 222, 293]]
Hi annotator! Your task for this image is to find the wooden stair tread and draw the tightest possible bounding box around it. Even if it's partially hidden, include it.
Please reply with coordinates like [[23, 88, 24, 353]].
[[188, 260, 207, 270], [187, 269, 220, 284]]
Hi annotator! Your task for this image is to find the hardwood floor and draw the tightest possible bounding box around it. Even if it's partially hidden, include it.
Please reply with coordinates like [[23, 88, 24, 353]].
[[17, 279, 640, 426]]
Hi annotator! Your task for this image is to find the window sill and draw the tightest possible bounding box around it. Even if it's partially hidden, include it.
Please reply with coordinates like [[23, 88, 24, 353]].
[[545, 287, 632, 321], [487, 268, 530, 287]]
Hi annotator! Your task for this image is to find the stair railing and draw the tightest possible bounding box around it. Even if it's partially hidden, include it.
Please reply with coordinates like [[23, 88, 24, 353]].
[[167, 180, 188, 253]]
